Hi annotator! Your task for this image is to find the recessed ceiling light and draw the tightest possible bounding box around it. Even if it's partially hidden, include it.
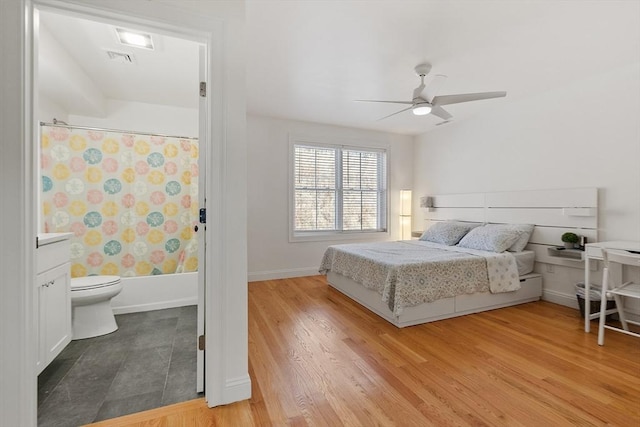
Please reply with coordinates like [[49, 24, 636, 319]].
[[115, 28, 154, 50]]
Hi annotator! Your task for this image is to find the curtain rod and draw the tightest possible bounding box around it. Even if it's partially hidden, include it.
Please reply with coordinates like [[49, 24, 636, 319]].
[[40, 121, 198, 141]]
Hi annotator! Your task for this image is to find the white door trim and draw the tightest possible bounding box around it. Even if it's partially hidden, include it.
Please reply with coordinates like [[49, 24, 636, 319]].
[[1, 1, 38, 425], [196, 44, 207, 394]]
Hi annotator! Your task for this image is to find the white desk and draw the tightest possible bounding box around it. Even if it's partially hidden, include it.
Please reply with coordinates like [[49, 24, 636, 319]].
[[584, 241, 640, 332]]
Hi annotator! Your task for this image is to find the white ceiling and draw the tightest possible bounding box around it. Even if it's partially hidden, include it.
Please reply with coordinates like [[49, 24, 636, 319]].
[[39, 11, 200, 116], [40, 1, 639, 135]]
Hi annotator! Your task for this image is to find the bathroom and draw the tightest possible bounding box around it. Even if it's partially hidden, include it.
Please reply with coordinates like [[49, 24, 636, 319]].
[[36, 9, 204, 425]]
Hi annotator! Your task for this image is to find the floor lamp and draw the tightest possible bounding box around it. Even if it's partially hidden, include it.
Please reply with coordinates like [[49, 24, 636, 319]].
[[400, 189, 412, 240]]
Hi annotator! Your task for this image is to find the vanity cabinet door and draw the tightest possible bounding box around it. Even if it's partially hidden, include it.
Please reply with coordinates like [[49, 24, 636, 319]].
[[37, 262, 72, 373], [35, 275, 46, 375]]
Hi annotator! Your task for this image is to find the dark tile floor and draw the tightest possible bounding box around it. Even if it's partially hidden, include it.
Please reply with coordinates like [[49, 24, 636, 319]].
[[38, 305, 201, 427]]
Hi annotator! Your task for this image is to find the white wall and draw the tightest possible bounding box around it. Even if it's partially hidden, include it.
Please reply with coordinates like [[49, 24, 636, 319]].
[[247, 114, 414, 281], [38, 22, 106, 118], [68, 99, 198, 137], [413, 63, 640, 307], [39, 94, 68, 124]]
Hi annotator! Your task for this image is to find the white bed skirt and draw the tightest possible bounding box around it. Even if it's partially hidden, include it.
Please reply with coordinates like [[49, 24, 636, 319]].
[[327, 271, 542, 328]]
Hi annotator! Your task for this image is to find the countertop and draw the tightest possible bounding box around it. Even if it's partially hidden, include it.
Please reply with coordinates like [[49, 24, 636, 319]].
[[37, 232, 73, 247]]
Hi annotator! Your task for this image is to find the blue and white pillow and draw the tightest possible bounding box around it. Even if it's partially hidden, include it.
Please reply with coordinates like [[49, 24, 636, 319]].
[[419, 221, 474, 246], [457, 224, 525, 253]]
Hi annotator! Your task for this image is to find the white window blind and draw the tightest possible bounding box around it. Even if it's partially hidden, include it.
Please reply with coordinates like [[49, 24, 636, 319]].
[[293, 143, 387, 234]]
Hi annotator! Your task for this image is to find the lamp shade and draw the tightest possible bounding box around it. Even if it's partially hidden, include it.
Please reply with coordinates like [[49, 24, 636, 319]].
[[400, 189, 412, 240], [400, 190, 412, 216]]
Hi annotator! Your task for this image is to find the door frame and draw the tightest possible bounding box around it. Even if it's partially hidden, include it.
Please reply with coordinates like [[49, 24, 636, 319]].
[[196, 44, 207, 393], [27, 0, 229, 412]]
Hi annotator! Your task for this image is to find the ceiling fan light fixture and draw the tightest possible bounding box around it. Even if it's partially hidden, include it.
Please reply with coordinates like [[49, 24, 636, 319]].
[[412, 104, 432, 116]]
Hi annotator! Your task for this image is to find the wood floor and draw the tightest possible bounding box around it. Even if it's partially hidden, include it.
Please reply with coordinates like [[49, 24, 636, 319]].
[[88, 275, 640, 426]]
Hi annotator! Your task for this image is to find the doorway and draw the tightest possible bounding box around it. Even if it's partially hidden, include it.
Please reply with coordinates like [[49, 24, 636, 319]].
[[34, 6, 207, 425]]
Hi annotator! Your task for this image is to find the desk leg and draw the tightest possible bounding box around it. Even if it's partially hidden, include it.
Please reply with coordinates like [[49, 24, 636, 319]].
[[585, 257, 591, 333]]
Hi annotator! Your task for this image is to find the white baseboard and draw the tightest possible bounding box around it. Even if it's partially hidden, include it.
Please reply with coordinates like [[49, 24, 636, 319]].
[[248, 267, 319, 282], [112, 297, 198, 315], [542, 289, 579, 309], [222, 374, 252, 404], [542, 289, 640, 322]]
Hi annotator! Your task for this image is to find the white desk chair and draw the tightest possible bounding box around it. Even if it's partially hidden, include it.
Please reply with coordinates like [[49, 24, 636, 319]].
[[597, 249, 640, 345]]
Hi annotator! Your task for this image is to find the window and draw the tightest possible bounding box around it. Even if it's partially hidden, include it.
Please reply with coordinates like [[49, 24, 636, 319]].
[[292, 142, 387, 238]]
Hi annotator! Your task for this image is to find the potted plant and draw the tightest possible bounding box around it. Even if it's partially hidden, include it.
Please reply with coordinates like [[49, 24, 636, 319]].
[[561, 232, 579, 249]]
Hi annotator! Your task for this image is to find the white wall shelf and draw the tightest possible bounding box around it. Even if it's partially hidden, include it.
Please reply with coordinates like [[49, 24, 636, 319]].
[[547, 247, 584, 261]]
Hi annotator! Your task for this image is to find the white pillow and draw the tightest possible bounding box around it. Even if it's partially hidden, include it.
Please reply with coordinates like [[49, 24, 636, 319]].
[[419, 221, 473, 246], [457, 224, 524, 253], [505, 224, 535, 252]]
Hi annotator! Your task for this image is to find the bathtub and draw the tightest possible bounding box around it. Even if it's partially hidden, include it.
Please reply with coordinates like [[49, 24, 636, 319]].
[[110, 272, 198, 314]]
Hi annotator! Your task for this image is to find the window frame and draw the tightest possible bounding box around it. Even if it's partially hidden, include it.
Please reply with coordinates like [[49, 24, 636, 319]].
[[288, 135, 389, 243]]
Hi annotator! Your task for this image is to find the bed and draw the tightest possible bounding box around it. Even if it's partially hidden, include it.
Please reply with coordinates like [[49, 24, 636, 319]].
[[321, 236, 542, 328], [320, 187, 599, 327]]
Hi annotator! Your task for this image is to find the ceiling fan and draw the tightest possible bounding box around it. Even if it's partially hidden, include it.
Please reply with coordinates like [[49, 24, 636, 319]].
[[357, 63, 506, 121]]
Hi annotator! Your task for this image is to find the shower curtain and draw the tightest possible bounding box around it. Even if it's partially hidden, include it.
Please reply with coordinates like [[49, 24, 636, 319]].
[[40, 124, 199, 278]]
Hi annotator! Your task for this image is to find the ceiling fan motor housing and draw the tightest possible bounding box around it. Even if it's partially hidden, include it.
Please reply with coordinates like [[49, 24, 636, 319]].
[[414, 63, 432, 77]]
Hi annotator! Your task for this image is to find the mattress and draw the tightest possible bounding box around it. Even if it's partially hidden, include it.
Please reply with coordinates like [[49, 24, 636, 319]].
[[320, 240, 522, 316], [512, 250, 535, 276]]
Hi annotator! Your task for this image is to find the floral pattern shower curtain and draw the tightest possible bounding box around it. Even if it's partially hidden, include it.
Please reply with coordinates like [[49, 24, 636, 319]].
[[40, 125, 199, 278]]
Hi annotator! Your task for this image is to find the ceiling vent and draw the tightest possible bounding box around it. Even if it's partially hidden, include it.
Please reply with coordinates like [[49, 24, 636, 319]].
[[105, 51, 134, 64]]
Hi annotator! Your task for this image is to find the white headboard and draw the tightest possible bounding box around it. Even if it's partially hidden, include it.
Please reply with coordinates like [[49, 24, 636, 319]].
[[422, 188, 598, 267]]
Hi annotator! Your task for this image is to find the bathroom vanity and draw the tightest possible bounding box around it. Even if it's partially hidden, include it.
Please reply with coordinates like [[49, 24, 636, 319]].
[[36, 233, 72, 374]]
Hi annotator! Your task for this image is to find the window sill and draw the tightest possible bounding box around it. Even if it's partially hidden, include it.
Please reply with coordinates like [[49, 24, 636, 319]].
[[289, 230, 389, 243]]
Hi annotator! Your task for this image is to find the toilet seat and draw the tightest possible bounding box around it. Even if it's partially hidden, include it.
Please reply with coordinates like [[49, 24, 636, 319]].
[[71, 275, 121, 291]]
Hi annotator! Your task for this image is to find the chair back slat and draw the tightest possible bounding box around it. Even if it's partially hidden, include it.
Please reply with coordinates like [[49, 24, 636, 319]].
[[603, 249, 640, 268], [598, 248, 640, 346]]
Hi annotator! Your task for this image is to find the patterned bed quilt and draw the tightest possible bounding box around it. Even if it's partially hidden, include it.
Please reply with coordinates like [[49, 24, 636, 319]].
[[319, 240, 521, 316]]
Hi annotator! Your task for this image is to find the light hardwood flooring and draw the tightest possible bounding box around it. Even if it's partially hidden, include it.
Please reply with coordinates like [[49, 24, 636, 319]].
[[87, 275, 640, 426]]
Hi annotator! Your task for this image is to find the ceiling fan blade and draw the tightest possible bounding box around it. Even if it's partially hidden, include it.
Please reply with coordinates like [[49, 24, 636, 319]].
[[422, 75, 447, 103], [432, 91, 507, 106], [355, 100, 413, 105], [431, 105, 453, 120], [377, 106, 413, 121]]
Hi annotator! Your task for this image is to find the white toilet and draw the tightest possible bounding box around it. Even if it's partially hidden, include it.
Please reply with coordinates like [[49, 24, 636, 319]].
[[71, 275, 123, 340]]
